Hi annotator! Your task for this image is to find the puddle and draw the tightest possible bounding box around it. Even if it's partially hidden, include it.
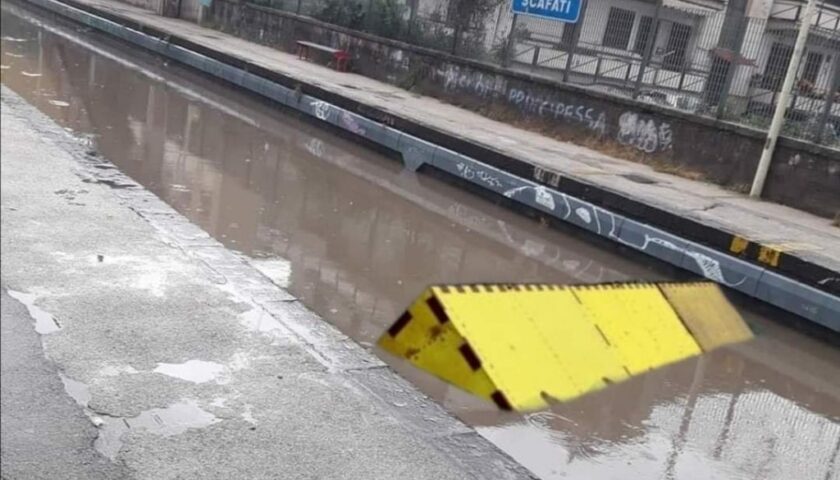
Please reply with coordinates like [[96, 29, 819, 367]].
[[128, 400, 220, 435], [153, 360, 226, 384], [238, 307, 287, 334], [95, 400, 220, 459], [622, 173, 659, 185], [94, 417, 128, 460], [7, 289, 62, 334], [249, 258, 291, 289], [59, 372, 92, 407]]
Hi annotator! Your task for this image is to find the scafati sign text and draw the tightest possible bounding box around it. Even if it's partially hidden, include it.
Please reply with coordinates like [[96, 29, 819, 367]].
[[512, 0, 581, 23]]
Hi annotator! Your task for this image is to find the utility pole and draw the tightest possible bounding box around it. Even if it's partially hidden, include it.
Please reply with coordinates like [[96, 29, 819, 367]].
[[749, 0, 818, 198]]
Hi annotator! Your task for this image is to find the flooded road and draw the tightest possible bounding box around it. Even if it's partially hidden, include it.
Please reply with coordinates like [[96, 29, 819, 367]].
[[2, 4, 839, 478]]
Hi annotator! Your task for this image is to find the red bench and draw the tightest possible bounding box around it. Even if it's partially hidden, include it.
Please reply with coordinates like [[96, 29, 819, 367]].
[[296, 40, 350, 72]]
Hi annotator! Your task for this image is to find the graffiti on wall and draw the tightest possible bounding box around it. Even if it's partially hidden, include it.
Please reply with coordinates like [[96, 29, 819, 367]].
[[437, 66, 607, 136], [533, 166, 561, 188], [507, 89, 607, 136], [311, 100, 331, 121], [339, 111, 366, 136], [441, 66, 497, 98], [456, 162, 504, 188], [616, 111, 672, 153], [436, 67, 686, 154]]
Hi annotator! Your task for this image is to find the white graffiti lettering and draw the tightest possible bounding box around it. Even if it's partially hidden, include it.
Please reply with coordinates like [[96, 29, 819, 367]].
[[456, 162, 503, 188], [623, 234, 745, 287], [533, 166, 561, 187], [441, 66, 494, 98], [617, 111, 673, 153], [304, 138, 325, 157], [503, 185, 558, 212], [311, 100, 331, 121], [500, 180, 748, 288], [508, 88, 606, 136], [534, 187, 555, 210], [339, 111, 365, 136], [575, 207, 591, 224]]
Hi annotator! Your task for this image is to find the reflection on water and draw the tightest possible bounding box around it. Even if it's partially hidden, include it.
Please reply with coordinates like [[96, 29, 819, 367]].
[[478, 349, 840, 479], [2, 5, 838, 479]]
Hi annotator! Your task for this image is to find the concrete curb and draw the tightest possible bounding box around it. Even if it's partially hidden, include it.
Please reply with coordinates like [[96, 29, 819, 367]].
[[20, 0, 840, 333]]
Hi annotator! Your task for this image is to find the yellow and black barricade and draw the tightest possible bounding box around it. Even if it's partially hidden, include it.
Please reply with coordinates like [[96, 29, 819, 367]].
[[378, 282, 752, 411]]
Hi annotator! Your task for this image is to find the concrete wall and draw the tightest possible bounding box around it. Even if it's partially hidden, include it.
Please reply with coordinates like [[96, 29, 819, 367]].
[[119, 0, 201, 20], [179, 0, 202, 21], [119, 0, 160, 12], [205, 0, 839, 218]]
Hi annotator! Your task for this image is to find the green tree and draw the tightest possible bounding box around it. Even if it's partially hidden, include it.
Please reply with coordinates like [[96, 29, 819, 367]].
[[314, 0, 366, 29]]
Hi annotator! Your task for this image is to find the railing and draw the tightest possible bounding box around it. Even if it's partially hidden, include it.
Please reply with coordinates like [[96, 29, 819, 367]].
[[242, 0, 840, 149], [770, 0, 840, 33]]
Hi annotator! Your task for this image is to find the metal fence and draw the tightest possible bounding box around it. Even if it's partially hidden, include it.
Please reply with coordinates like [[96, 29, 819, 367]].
[[248, 0, 840, 149]]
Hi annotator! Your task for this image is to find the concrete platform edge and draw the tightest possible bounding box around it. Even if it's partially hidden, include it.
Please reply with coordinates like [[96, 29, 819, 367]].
[[20, 0, 840, 333]]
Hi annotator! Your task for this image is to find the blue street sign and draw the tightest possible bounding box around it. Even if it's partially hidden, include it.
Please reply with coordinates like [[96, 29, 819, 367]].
[[512, 0, 581, 23]]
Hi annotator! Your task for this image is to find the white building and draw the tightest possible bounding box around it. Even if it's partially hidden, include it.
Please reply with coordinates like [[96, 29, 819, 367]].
[[469, 0, 839, 119]]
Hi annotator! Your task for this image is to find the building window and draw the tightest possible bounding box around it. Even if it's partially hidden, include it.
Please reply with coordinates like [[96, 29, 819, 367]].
[[634, 16, 655, 54], [802, 51, 823, 84], [763, 42, 793, 90], [662, 23, 692, 70], [602, 8, 636, 50]]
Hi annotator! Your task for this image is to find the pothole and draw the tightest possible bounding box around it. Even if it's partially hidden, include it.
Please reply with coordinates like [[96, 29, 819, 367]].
[[94, 400, 220, 460], [621, 173, 658, 185], [7, 289, 62, 334], [153, 360, 226, 384]]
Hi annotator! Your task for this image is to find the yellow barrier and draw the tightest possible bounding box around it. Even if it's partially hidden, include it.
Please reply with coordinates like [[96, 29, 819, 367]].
[[378, 282, 752, 411]]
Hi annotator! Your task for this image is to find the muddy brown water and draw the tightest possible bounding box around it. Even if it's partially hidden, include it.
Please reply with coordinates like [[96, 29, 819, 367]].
[[2, 5, 839, 479]]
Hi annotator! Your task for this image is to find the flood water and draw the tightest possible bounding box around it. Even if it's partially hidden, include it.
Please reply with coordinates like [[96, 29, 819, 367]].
[[2, 4, 839, 479]]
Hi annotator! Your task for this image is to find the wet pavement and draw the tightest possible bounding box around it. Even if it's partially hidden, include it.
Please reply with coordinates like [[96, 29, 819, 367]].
[[2, 4, 839, 479], [1, 287, 130, 479], [3, 83, 520, 479]]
